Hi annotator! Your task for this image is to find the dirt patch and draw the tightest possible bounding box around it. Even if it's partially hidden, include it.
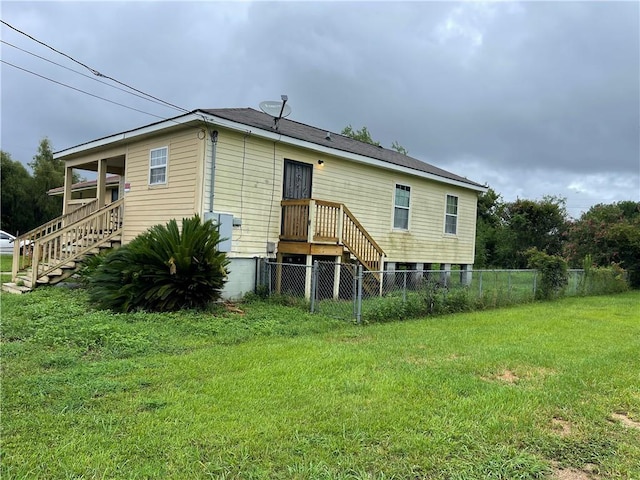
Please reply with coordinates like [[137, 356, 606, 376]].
[[551, 417, 573, 437], [483, 366, 555, 384], [552, 462, 599, 480], [481, 369, 519, 384], [611, 412, 640, 429], [404, 355, 429, 366], [496, 369, 519, 383]]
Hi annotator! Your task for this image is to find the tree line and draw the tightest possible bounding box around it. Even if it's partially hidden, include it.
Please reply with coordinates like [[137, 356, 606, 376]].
[[475, 189, 640, 287], [341, 125, 640, 288], [1, 138, 65, 235]]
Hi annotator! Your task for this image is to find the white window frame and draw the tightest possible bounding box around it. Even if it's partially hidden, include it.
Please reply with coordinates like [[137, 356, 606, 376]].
[[444, 194, 458, 235], [393, 183, 411, 230], [149, 146, 168, 185]]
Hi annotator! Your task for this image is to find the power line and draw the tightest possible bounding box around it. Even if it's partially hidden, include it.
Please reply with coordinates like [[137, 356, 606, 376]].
[[1, 19, 190, 114], [1, 39, 183, 113], [1, 60, 169, 120]]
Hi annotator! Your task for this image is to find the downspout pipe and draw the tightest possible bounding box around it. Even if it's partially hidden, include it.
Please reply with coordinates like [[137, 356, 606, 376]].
[[209, 130, 218, 212]]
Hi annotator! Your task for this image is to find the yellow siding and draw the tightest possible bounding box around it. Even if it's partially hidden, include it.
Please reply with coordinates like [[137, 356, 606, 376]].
[[122, 129, 204, 243], [209, 130, 479, 264]]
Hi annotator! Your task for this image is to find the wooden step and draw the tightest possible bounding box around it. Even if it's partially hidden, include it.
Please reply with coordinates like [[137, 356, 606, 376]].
[[2, 282, 32, 294]]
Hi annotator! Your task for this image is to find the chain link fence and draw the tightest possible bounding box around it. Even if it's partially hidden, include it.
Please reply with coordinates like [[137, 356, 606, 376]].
[[261, 261, 623, 322]]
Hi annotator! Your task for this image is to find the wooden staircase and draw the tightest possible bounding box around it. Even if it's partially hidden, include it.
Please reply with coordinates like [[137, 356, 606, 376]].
[[279, 198, 385, 279], [2, 199, 124, 294]]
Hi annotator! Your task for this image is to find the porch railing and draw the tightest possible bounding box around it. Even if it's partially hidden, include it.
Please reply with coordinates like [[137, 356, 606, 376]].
[[11, 199, 100, 274], [12, 199, 123, 284], [280, 198, 385, 273]]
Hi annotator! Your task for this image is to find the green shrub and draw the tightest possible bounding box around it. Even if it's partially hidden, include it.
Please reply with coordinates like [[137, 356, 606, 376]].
[[87, 215, 229, 312], [526, 248, 568, 300], [76, 250, 109, 285], [580, 258, 628, 295]]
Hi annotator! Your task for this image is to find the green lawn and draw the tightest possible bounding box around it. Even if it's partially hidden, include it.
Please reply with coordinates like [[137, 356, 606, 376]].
[[2, 289, 639, 479], [0, 254, 12, 272]]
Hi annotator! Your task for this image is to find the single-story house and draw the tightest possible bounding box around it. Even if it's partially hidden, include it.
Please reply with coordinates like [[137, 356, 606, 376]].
[[9, 107, 487, 298]]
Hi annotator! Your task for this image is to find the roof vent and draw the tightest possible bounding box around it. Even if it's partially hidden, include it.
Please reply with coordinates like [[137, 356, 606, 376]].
[[325, 132, 331, 141]]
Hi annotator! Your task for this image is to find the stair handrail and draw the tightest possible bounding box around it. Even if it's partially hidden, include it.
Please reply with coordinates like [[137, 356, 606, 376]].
[[12, 199, 100, 275], [14, 199, 123, 283], [341, 204, 385, 261], [30, 199, 124, 283]]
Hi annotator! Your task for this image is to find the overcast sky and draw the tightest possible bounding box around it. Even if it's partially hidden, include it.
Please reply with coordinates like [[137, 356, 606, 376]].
[[1, 1, 639, 218]]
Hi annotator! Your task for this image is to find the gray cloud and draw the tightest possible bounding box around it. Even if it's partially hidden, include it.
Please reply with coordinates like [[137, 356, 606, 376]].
[[1, 1, 638, 217]]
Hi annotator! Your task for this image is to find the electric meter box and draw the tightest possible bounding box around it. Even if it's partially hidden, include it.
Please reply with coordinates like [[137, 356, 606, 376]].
[[204, 212, 233, 252]]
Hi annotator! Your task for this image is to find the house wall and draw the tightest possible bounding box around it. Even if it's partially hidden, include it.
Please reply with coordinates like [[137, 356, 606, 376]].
[[208, 129, 478, 266], [100, 124, 477, 299], [122, 128, 205, 243]]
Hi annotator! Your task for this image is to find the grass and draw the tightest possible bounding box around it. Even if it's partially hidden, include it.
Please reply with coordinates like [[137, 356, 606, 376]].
[[0, 254, 12, 272], [2, 288, 639, 479]]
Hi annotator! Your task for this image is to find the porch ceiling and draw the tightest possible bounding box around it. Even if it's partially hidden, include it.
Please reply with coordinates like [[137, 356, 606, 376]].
[[67, 154, 125, 174]]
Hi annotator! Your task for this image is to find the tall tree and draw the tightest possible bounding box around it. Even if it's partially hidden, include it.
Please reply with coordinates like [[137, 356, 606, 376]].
[[341, 125, 380, 146], [341, 125, 408, 154], [474, 188, 504, 267], [28, 138, 64, 224], [1, 151, 35, 234], [494, 196, 569, 269], [390, 140, 408, 155], [565, 201, 640, 287]]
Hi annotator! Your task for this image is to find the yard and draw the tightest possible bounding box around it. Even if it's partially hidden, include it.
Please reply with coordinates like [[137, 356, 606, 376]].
[[2, 288, 639, 479], [0, 254, 12, 283]]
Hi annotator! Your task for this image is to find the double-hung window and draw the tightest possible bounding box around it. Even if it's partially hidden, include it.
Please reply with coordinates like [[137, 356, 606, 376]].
[[149, 147, 168, 185], [445, 194, 458, 234], [394, 184, 410, 230]]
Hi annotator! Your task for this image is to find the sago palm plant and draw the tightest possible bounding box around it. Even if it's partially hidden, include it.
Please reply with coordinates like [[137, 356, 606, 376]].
[[88, 215, 229, 312]]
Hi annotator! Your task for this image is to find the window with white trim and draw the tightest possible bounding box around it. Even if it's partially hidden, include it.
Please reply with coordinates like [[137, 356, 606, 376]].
[[149, 147, 168, 185], [394, 184, 410, 230], [445, 194, 458, 234]]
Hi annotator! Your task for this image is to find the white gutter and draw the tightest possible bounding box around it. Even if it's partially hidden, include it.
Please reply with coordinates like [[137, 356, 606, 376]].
[[55, 111, 488, 193], [53, 113, 202, 158]]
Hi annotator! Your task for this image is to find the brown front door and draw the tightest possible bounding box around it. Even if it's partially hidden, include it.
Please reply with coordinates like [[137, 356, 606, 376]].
[[283, 160, 312, 200], [281, 160, 313, 241]]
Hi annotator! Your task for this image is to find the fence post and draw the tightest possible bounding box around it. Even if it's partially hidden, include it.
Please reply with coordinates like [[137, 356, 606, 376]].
[[310, 260, 318, 313], [479, 270, 483, 296], [403, 270, 407, 303], [533, 271, 537, 298], [356, 265, 363, 324], [352, 265, 358, 320]]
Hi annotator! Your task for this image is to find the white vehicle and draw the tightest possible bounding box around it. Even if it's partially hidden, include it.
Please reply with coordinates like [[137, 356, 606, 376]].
[[0, 230, 16, 255]]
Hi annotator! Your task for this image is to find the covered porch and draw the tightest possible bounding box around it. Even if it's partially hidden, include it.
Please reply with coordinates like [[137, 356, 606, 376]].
[[6, 152, 127, 292], [61, 152, 126, 214]]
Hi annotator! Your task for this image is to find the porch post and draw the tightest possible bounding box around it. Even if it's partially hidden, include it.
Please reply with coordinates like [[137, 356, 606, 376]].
[[62, 166, 74, 215], [379, 254, 385, 296], [414, 262, 424, 285], [440, 263, 452, 287], [386, 261, 396, 294], [275, 252, 283, 294], [304, 254, 313, 300], [337, 205, 344, 244], [460, 264, 473, 286], [118, 175, 126, 201], [333, 254, 342, 300], [307, 200, 316, 243], [97, 158, 107, 207]]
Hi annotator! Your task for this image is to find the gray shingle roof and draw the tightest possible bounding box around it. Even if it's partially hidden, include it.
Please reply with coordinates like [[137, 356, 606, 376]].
[[199, 108, 484, 189]]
